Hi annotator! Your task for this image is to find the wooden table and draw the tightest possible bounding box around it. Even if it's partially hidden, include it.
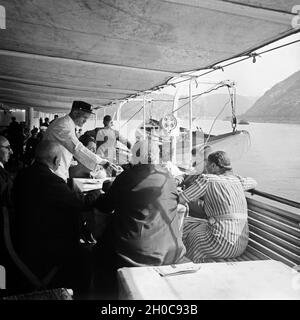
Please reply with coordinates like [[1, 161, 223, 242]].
[[118, 260, 300, 300]]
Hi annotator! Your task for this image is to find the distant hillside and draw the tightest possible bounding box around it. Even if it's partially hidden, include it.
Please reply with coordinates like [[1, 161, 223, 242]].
[[102, 92, 256, 121], [241, 70, 300, 124], [202, 94, 257, 119]]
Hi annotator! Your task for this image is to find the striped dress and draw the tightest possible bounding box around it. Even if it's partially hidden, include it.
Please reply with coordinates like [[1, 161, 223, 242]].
[[181, 174, 257, 262]]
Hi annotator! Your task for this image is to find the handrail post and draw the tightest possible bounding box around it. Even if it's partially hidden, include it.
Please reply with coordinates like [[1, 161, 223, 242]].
[[172, 86, 184, 165], [116, 100, 126, 132], [94, 108, 97, 128], [143, 96, 146, 140], [189, 79, 193, 168]]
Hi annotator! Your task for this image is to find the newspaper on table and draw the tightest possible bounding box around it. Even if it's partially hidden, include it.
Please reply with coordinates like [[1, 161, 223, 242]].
[[154, 262, 201, 277]]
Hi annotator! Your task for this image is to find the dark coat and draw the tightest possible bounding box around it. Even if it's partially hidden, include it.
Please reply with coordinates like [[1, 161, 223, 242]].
[[0, 166, 14, 286], [69, 162, 91, 179], [96, 164, 186, 268], [12, 162, 87, 282], [0, 166, 13, 209]]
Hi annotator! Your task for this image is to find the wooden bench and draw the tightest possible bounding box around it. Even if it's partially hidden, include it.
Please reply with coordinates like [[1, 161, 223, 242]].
[[207, 192, 300, 268]]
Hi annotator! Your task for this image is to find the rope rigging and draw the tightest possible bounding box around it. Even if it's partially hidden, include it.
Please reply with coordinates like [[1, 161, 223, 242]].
[[119, 81, 237, 137], [101, 37, 300, 108], [171, 82, 231, 115], [167, 38, 300, 87], [105, 35, 299, 146], [120, 104, 144, 128], [204, 98, 231, 146]]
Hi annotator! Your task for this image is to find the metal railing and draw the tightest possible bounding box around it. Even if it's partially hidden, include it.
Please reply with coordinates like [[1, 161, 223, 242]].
[[247, 189, 300, 210]]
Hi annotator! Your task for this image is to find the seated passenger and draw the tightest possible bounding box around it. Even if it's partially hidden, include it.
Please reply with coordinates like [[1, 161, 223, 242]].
[[0, 136, 16, 291], [95, 138, 186, 268], [69, 134, 107, 179], [160, 141, 185, 186], [183, 145, 213, 219], [0, 136, 14, 210], [12, 140, 92, 291], [179, 150, 257, 262]]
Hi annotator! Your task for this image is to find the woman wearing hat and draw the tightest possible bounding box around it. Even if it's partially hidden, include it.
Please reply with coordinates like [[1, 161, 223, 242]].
[[179, 150, 257, 262]]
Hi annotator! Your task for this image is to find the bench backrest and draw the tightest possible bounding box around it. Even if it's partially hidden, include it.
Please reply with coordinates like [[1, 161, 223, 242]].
[[247, 197, 300, 268]]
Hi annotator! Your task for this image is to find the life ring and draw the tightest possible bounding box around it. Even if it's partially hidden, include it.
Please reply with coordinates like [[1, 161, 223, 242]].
[[160, 114, 178, 133]]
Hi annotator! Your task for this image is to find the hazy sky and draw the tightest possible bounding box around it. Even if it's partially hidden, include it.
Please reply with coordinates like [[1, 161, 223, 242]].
[[164, 33, 300, 98]]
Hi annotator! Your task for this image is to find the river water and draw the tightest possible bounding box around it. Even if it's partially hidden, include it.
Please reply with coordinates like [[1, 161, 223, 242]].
[[190, 120, 300, 203]]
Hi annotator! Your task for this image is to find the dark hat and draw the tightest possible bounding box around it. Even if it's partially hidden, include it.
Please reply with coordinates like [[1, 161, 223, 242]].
[[71, 101, 94, 114]]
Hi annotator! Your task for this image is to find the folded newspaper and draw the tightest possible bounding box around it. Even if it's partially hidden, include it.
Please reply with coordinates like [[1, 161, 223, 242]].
[[154, 262, 201, 277]]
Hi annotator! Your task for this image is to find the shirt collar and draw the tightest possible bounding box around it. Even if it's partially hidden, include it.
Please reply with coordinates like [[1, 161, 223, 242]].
[[49, 167, 55, 174], [0, 162, 4, 168]]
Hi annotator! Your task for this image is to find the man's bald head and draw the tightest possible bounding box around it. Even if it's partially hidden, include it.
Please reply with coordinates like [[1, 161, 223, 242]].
[[35, 140, 62, 170], [131, 138, 160, 165]]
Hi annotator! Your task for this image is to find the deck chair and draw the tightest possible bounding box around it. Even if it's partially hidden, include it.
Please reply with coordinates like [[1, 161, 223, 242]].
[[1, 206, 58, 291]]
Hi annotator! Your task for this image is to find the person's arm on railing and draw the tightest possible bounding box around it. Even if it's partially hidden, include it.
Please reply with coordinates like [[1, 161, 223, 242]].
[[236, 175, 257, 191]]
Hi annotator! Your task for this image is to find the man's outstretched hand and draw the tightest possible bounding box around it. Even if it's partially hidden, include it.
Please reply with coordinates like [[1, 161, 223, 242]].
[[109, 162, 123, 174]]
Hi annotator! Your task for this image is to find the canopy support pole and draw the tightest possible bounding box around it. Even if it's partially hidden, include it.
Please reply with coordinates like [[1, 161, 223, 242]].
[[26, 106, 34, 130], [116, 100, 126, 131], [143, 96, 146, 140], [172, 86, 184, 164], [189, 79, 193, 167], [94, 109, 98, 128]]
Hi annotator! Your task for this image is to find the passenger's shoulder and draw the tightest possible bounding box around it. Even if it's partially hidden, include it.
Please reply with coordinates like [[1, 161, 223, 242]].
[[200, 173, 234, 183], [32, 164, 65, 183], [46, 115, 70, 131], [200, 173, 215, 180]]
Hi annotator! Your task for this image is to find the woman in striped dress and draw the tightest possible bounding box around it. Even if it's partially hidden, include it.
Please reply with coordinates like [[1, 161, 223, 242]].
[[180, 151, 257, 262]]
